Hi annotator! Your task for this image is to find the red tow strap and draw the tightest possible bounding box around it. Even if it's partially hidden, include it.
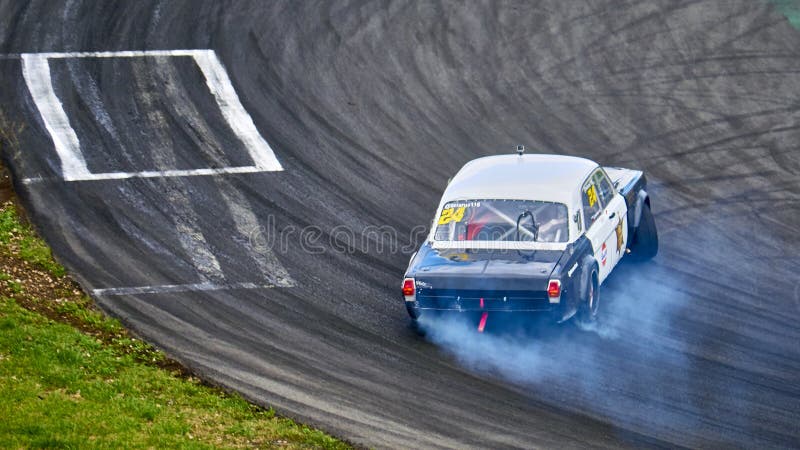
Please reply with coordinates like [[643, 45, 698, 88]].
[[478, 311, 489, 333]]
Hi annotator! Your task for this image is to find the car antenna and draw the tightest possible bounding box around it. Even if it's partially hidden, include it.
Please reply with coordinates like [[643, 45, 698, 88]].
[[516, 145, 525, 156]]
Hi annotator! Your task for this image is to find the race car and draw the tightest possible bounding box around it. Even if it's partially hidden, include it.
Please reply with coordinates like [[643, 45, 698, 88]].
[[401, 148, 657, 328]]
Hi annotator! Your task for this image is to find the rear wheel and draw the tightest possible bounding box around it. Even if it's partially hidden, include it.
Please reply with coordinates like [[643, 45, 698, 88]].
[[406, 302, 420, 320], [630, 202, 658, 260], [578, 266, 599, 323]]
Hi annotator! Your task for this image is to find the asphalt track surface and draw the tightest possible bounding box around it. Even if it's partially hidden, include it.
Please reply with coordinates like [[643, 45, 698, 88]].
[[1, 1, 799, 448]]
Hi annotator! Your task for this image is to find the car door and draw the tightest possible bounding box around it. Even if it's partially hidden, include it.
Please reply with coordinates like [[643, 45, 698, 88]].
[[594, 169, 628, 272], [581, 170, 615, 284]]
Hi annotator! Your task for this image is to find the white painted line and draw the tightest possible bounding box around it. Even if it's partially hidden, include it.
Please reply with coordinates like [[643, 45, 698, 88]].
[[22, 166, 268, 183], [92, 281, 277, 296], [21, 54, 91, 181], [192, 50, 283, 171], [22, 50, 207, 59]]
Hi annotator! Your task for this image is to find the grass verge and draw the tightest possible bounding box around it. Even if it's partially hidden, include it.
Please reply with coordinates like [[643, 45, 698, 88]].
[[0, 199, 350, 449]]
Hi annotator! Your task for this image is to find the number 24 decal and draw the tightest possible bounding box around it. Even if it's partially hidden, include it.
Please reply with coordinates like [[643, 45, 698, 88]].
[[586, 185, 598, 208], [438, 207, 466, 225]]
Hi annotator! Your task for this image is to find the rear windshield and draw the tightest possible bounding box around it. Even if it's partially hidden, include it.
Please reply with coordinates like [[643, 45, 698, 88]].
[[433, 199, 569, 243]]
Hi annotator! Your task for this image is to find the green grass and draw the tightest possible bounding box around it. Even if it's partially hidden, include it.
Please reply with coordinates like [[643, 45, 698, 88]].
[[0, 298, 346, 449], [0, 199, 350, 449], [774, 0, 800, 29], [0, 205, 66, 277]]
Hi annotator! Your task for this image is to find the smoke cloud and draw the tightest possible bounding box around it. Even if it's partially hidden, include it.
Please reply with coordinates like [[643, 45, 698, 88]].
[[417, 261, 718, 443]]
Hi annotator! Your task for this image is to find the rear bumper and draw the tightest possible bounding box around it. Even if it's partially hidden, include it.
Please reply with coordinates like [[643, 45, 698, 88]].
[[405, 302, 563, 325], [416, 289, 552, 311], [406, 292, 562, 323], [405, 287, 578, 322], [414, 300, 555, 312]]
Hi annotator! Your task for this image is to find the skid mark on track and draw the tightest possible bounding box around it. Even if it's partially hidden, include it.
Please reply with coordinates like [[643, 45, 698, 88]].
[[11, 49, 298, 295], [17, 49, 283, 183], [172, 210, 225, 284], [132, 58, 225, 284], [216, 181, 295, 287], [154, 56, 232, 168], [795, 282, 800, 312], [63, 57, 131, 166], [51, 54, 296, 295], [92, 281, 278, 296], [153, 57, 292, 286]]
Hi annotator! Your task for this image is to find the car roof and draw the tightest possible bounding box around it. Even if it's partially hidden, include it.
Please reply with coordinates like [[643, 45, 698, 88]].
[[441, 154, 598, 205]]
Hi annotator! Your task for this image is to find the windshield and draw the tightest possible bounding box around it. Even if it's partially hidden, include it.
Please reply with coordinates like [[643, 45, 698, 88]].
[[433, 199, 569, 243]]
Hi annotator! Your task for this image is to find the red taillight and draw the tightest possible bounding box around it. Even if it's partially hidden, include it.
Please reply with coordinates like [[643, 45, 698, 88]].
[[547, 280, 561, 298], [402, 278, 415, 297]]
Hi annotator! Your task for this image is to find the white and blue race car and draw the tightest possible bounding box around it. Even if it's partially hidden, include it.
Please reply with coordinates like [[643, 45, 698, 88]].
[[402, 149, 657, 327]]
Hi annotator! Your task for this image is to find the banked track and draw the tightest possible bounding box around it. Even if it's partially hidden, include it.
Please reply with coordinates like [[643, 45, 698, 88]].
[[1, 1, 799, 448]]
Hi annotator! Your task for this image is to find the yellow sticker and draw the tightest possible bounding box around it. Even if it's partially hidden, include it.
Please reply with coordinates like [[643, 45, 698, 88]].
[[449, 252, 469, 262], [438, 206, 466, 225], [586, 185, 598, 208], [615, 217, 624, 253]]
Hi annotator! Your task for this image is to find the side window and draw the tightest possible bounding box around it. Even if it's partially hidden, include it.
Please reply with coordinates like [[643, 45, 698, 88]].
[[593, 170, 615, 206], [582, 178, 601, 227]]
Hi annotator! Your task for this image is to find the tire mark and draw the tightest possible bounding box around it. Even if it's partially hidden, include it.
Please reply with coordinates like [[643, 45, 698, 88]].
[[215, 180, 295, 288], [795, 281, 800, 313], [154, 55, 233, 169], [132, 56, 225, 284], [153, 55, 295, 287]]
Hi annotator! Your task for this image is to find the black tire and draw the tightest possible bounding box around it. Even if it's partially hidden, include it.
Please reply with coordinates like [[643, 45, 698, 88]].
[[408, 316, 426, 336], [577, 262, 600, 323], [406, 302, 421, 320], [630, 202, 658, 261]]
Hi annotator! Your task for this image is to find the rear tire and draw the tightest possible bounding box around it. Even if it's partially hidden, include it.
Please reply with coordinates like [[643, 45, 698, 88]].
[[630, 202, 658, 260], [408, 317, 426, 336], [577, 264, 599, 324], [406, 302, 421, 320]]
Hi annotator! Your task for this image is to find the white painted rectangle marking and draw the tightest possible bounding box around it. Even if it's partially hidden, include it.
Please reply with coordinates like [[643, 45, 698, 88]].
[[19, 49, 283, 183], [15, 49, 296, 295]]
